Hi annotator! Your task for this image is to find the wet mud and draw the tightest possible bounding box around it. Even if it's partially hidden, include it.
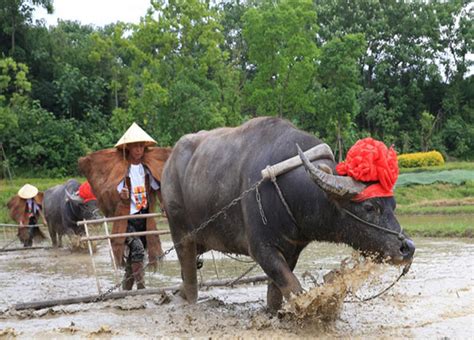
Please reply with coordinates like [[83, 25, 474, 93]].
[[0, 236, 472, 338]]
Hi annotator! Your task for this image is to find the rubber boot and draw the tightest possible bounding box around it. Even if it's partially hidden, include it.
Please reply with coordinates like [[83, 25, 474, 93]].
[[122, 263, 134, 290], [132, 262, 145, 289]]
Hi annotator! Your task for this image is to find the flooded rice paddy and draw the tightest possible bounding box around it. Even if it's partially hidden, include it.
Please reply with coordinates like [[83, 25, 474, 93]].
[[0, 225, 473, 338]]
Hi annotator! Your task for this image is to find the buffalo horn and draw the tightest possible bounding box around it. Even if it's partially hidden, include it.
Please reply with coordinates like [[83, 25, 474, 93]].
[[65, 189, 83, 203], [297, 144, 367, 198]]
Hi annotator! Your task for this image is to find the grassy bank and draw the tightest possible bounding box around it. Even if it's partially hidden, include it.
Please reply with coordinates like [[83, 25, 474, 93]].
[[395, 181, 474, 214], [396, 163, 473, 237]]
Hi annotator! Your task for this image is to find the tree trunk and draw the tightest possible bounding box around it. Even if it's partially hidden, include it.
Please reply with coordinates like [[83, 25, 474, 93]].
[[114, 85, 119, 109], [336, 121, 343, 163], [11, 16, 16, 55]]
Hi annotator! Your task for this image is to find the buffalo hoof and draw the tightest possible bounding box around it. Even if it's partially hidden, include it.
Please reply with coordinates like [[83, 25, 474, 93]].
[[179, 283, 197, 303]]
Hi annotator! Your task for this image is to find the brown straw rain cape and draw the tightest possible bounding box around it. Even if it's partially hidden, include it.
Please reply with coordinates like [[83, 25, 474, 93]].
[[7, 193, 47, 244], [78, 147, 172, 267]]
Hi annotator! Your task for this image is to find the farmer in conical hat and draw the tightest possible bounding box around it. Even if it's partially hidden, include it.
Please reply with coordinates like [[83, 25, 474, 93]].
[[7, 184, 47, 247], [114, 123, 165, 289], [79, 122, 171, 290]]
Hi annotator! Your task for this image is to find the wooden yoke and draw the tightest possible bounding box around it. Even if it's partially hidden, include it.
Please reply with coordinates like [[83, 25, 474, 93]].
[[261, 143, 334, 180]]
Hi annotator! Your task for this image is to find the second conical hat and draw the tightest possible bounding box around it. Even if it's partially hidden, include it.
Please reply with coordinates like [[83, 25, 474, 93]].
[[114, 122, 157, 148], [18, 184, 39, 199]]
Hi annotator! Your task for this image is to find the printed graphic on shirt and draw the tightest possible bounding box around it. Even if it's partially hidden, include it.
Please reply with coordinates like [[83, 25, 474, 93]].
[[133, 186, 148, 211], [26, 199, 39, 218]]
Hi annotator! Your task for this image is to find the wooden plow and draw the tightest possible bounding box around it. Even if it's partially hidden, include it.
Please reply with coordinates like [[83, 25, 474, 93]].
[[13, 275, 268, 311]]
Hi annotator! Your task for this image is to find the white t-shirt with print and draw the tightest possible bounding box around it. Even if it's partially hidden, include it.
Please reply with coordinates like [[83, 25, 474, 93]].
[[116, 163, 160, 214], [129, 164, 146, 214]]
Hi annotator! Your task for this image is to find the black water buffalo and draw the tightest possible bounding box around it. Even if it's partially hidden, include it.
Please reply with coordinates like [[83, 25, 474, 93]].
[[162, 117, 415, 311], [44, 179, 101, 247]]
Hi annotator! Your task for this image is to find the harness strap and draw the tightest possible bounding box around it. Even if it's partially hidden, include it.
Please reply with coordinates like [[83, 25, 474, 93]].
[[255, 186, 267, 225], [265, 166, 298, 226]]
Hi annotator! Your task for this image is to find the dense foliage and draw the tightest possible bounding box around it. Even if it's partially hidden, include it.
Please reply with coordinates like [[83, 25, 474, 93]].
[[0, 0, 472, 176]]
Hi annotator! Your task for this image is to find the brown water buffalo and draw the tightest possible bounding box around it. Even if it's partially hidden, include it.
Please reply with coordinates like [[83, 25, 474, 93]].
[[162, 117, 415, 311]]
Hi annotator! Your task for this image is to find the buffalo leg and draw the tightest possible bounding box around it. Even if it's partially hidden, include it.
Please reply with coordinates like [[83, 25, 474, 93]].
[[266, 252, 300, 311], [254, 247, 303, 310], [175, 239, 198, 303], [48, 224, 58, 247], [267, 282, 282, 312], [51, 233, 58, 247]]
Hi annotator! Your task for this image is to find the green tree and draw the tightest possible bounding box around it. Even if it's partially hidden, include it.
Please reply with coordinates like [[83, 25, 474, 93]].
[[113, 0, 241, 144], [420, 111, 436, 152], [315, 34, 366, 160], [314, 0, 470, 156], [358, 89, 400, 143], [242, 0, 318, 120], [219, 1, 252, 115], [0, 0, 53, 59], [4, 103, 86, 176], [437, 3, 473, 159], [88, 23, 134, 111], [0, 57, 31, 139]]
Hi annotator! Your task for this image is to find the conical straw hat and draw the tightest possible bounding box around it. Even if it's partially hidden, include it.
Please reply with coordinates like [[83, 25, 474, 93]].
[[115, 122, 157, 148], [18, 184, 39, 199]]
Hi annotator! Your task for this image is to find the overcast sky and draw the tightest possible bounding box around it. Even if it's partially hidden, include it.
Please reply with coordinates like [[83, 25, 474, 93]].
[[34, 0, 152, 27]]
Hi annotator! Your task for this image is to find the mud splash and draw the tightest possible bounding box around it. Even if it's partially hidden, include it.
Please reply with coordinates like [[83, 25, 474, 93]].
[[68, 235, 97, 253], [281, 254, 380, 323]]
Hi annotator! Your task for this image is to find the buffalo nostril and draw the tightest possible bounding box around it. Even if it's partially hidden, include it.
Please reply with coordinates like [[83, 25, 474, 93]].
[[400, 239, 416, 258]]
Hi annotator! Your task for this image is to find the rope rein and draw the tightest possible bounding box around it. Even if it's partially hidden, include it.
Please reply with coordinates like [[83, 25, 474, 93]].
[[347, 261, 412, 303], [342, 208, 406, 241]]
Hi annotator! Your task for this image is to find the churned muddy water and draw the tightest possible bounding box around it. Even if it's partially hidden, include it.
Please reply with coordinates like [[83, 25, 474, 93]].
[[0, 231, 473, 338]]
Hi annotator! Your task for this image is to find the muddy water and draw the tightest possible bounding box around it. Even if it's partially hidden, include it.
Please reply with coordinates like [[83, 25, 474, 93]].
[[0, 235, 472, 338]]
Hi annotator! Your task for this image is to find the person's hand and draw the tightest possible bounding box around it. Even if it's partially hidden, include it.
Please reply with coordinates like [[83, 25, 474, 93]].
[[119, 187, 129, 200]]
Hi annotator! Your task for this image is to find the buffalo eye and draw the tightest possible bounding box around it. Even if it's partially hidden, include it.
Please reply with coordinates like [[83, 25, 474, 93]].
[[363, 202, 376, 213]]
